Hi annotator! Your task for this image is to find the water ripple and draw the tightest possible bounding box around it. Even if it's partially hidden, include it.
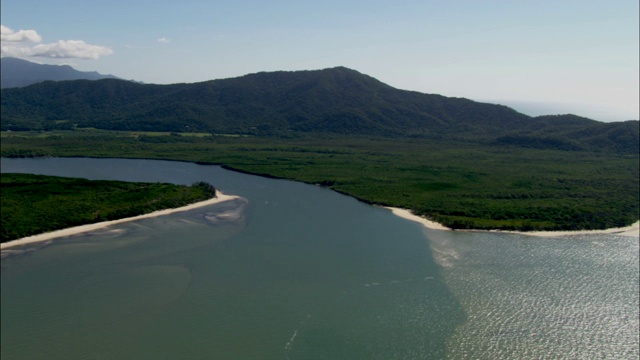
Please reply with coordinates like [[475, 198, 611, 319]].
[[437, 233, 639, 359]]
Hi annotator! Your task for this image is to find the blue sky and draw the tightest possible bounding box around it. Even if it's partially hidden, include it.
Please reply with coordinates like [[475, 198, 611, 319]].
[[2, 0, 638, 121]]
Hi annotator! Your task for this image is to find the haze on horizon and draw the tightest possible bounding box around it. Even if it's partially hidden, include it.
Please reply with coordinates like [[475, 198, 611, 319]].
[[1, 0, 638, 122]]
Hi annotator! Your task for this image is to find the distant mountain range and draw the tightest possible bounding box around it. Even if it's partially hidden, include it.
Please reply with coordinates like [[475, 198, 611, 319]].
[[0, 57, 119, 88], [1, 65, 637, 153]]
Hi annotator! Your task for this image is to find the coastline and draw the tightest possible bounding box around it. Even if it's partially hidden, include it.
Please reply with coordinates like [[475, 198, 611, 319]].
[[385, 207, 640, 238], [1, 192, 240, 250]]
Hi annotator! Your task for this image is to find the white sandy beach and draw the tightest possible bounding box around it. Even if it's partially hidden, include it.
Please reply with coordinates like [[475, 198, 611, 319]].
[[386, 206, 639, 238], [385, 207, 451, 231], [512, 222, 640, 237], [1, 192, 240, 250]]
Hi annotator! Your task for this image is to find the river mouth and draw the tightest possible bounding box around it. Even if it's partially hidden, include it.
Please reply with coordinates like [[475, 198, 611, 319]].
[[1, 157, 638, 359]]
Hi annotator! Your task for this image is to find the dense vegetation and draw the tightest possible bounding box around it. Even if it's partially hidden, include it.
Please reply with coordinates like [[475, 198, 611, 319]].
[[1, 67, 637, 232], [2, 130, 638, 232], [1, 67, 637, 153], [1, 172, 217, 242]]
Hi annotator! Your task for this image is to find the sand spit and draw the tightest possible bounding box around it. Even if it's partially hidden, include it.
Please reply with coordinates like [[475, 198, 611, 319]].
[[1, 192, 240, 250]]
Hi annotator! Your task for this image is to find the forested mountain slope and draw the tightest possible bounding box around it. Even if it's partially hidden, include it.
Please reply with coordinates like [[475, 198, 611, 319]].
[[2, 66, 637, 153]]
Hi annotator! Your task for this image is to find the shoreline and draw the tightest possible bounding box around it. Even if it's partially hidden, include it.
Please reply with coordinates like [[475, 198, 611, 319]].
[[385, 207, 639, 238], [1, 192, 240, 250]]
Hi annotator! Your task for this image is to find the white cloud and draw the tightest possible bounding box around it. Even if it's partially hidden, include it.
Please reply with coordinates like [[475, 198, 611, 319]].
[[157, 37, 170, 44], [1, 25, 42, 43], [1, 24, 112, 59], [32, 40, 113, 59]]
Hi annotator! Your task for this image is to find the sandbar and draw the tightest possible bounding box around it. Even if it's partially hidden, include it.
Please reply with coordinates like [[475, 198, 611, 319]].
[[1, 192, 240, 250], [385, 207, 639, 238]]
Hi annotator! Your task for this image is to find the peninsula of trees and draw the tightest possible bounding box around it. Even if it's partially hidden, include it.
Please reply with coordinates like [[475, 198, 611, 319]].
[[1, 173, 217, 242]]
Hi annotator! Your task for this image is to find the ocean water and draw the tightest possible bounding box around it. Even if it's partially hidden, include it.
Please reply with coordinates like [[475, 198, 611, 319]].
[[1, 158, 638, 359], [427, 230, 639, 359]]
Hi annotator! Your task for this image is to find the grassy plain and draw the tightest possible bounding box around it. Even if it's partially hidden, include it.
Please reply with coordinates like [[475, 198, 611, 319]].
[[2, 130, 638, 231], [1, 172, 217, 242]]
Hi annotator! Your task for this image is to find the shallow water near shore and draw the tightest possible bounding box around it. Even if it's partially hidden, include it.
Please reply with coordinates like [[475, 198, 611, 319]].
[[1, 158, 638, 359]]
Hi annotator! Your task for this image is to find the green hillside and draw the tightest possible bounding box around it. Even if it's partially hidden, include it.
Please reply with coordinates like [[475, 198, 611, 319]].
[[2, 67, 637, 153], [1, 67, 637, 232]]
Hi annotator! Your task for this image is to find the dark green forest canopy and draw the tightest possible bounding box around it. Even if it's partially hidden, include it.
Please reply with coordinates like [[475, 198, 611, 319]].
[[1, 173, 217, 242], [2, 131, 638, 232]]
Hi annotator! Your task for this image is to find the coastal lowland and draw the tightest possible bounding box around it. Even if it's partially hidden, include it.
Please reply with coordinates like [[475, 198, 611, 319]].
[[1, 67, 638, 233], [2, 130, 638, 233]]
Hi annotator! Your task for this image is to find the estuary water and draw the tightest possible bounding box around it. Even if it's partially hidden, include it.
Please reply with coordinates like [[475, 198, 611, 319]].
[[1, 158, 638, 359]]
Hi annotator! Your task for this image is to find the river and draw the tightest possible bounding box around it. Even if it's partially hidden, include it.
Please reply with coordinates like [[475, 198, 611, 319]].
[[1, 158, 638, 359]]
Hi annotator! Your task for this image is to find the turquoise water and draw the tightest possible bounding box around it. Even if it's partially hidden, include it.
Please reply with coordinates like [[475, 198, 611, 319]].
[[1, 158, 638, 359]]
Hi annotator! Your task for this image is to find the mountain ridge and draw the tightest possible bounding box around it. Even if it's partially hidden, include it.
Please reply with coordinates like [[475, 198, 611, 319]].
[[0, 57, 120, 88], [1, 66, 637, 153]]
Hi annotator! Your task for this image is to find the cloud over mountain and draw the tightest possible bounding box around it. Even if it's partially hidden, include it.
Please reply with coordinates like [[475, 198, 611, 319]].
[[1, 25, 42, 42], [0, 25, 112, 60]]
